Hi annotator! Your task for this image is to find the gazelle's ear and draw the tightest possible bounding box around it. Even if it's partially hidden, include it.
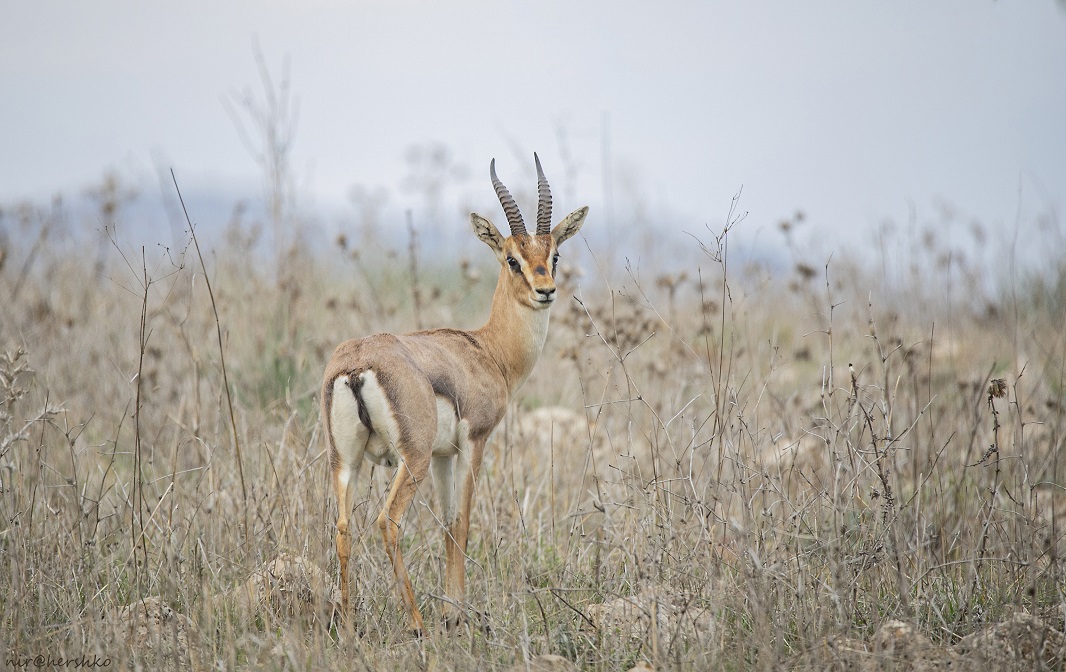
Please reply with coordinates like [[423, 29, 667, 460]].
[[471, 213, 506, 262], [551, 206, 588, 246]]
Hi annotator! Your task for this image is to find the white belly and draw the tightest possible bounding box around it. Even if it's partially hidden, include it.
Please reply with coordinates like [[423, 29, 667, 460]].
[[431, 396, 461, 457]]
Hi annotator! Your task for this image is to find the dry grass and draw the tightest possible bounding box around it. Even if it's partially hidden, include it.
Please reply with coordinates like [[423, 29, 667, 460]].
[[1, 184, 1064, 671]]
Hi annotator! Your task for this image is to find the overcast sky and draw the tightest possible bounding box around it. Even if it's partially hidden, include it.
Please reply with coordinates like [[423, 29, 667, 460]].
[[2, 1, 1064, 261]]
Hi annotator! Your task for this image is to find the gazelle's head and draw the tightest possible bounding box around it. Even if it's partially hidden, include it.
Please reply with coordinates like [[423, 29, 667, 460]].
[[471, 154, 588, 310]]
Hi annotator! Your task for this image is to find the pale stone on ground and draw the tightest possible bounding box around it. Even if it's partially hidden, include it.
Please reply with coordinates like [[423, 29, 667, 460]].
[[509, 653, 579, 672], [795, 611, 1065, 671], [108, 595, 196, 670], [232, 551, 341, 626], [586, 586, 715, 652]]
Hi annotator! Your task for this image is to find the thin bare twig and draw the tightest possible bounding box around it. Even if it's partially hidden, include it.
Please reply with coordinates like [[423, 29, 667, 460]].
[[169, 170, 249, 520]]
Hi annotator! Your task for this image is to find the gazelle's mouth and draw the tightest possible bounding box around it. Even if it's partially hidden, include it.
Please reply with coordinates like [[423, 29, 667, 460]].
[[532, 295, 555, 308]]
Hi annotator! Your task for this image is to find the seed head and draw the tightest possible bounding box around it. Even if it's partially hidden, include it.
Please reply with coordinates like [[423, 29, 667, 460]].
[[988, 378, 1007, 399]]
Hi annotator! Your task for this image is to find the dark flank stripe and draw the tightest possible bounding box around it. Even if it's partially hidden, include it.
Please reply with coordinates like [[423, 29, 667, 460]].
[[431, 376, 460, 418]]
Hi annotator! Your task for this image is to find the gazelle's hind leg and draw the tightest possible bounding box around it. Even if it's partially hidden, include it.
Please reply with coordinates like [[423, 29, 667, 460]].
[[328, 374, 369, 620], [378, 457, 430, 636], [333, 462, 361, 616]]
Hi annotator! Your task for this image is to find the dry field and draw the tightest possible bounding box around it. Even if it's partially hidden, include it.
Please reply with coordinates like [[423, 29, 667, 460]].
[[1, 185, 1065, 671]]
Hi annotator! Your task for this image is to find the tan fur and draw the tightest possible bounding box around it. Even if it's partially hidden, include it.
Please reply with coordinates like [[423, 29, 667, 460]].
[[322, 159, 588, 634]]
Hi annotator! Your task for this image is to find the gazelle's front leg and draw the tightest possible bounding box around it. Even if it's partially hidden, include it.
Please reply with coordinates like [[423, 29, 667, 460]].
[[443, 437, 486, 631], [378, 458, 429, 636]]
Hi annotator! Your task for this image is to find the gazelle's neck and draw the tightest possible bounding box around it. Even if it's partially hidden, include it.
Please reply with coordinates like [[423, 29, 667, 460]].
[[474, 267, 551, 393]]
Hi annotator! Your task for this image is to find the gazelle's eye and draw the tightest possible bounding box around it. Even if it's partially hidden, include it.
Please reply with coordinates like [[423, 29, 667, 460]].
[[506, 256, 520, 273], [551, 254, 560, 273]]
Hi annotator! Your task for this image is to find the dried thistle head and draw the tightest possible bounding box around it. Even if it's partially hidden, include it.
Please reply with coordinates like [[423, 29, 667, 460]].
[[459, 258, 481, 284], [555, 262, 582, 287], [988, 378, 1007, 399], [795, 263, 817, 282], [655, 274, 677, 291]]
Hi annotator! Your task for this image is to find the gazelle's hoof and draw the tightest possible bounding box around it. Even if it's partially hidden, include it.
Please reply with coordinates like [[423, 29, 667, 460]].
[[445, 609, 492, 635], [444, 612, 465, 633]]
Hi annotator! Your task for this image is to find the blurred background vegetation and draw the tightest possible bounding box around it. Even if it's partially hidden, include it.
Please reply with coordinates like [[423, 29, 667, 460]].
[[1, 35, 1065, 672]]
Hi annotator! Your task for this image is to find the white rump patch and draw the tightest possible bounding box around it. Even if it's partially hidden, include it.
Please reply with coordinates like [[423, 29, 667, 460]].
[[330, 371, 399, 468], [354, 370, 401, 467], [330, 375, 365, 469]]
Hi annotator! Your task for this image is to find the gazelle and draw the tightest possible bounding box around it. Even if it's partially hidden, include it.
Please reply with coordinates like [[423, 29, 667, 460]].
[[321, 154, 588, 634]]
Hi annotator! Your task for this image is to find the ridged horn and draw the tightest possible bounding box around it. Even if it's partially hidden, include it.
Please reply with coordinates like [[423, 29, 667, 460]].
[[490, 158, 526, 237], [534, 152, 552, 235]]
